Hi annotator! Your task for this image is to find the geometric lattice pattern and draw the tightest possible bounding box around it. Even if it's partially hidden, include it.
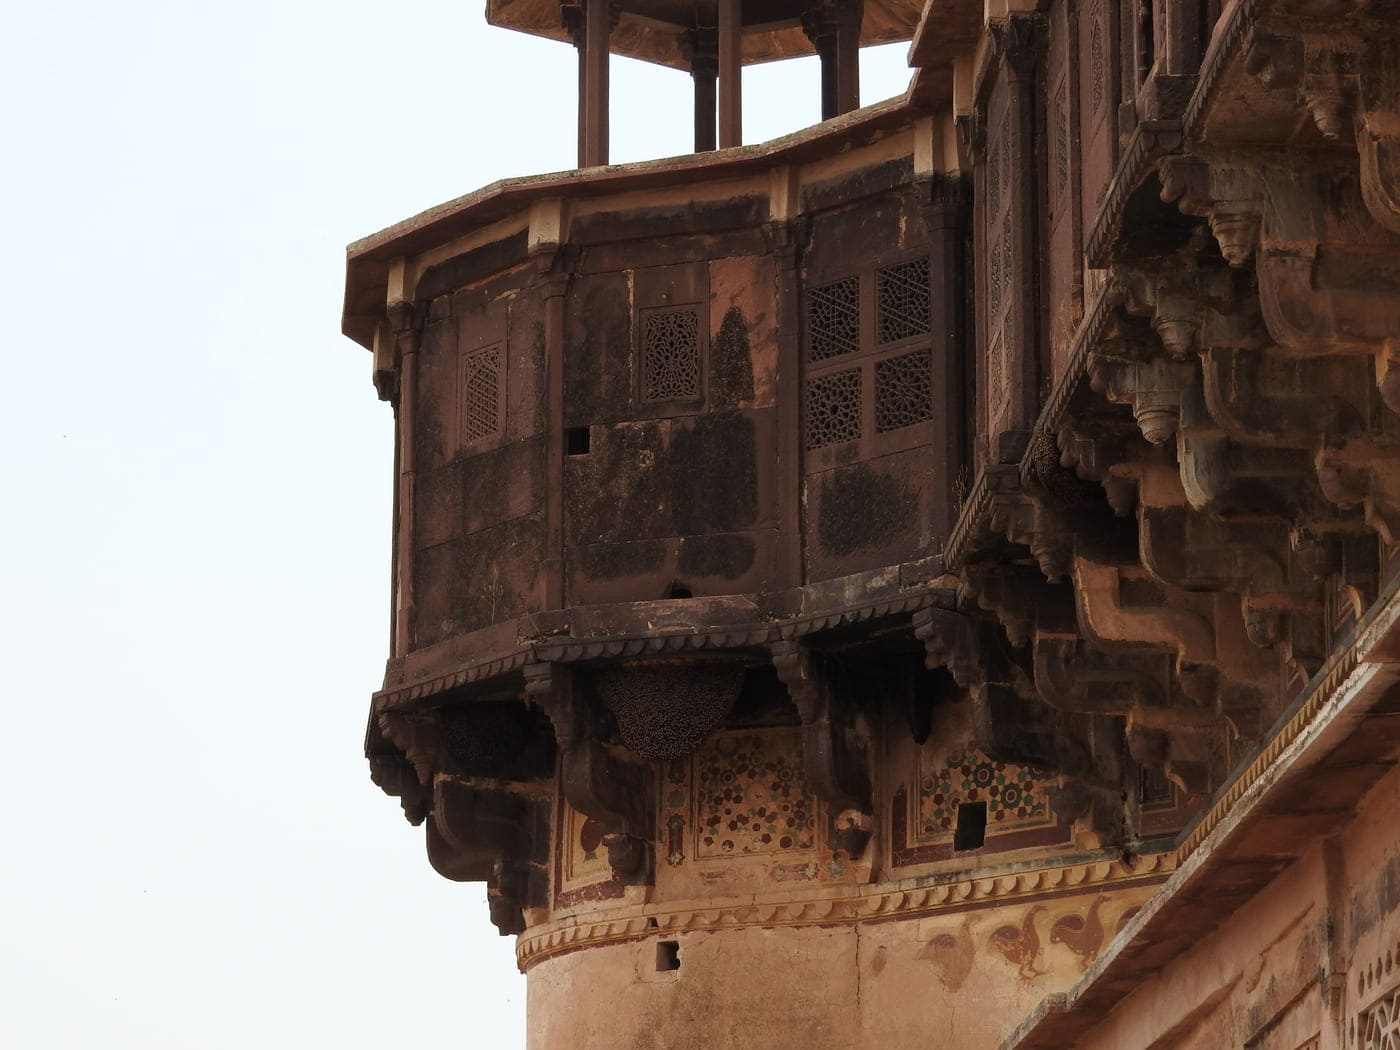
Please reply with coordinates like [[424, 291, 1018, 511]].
[[918, 741, 1051, 837], [876, 349, 933, 432], [462, 345, 501, 443], [1090, 5, 1106, 114], [808, 276, 860, 362], [877, 258, 932, 344], [1362, 991, 1400, 1050], [805, 367, 862, 450], [696, 732, 815, 858], [641, 308, 700, 401]]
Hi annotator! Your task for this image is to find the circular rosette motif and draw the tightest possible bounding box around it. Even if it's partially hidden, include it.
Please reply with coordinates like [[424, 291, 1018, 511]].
[[593, 659, 745, 760]]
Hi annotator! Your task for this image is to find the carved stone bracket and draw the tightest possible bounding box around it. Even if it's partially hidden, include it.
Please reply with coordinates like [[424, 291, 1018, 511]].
[[1315, 439, 1400, 545], [1357, 37, 1400, 235], [990, 494, 1077, 582], [524, 661, 652, 883], [1091, 350, 1197, 446], [377, 707, 441, 789], [912, 606, 981, 689], [1159, 155, 1265, 267], [1032, 632, 1174, 715], [377, 299, 419, 403], [428, 776, 549, 935], [368, 751, 431, 826], [771, 640, 872, 857]]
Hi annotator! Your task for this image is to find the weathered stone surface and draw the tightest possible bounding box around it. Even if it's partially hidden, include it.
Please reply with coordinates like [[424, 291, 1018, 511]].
[[343, 0, 1400, 1045]]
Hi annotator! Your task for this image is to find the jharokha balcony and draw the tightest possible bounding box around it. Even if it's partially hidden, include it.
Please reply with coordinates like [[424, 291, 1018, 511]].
[[343, 0, 1400, 1047]]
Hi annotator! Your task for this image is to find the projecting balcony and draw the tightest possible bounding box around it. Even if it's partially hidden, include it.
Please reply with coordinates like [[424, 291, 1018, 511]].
[[342, 100, 970, 714]]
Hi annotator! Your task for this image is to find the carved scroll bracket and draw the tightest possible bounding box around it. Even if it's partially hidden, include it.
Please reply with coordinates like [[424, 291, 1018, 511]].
[[429, 776, 549, 936], [1358, 37, 1400, 235], [771, 640, 872, 858], [377, 299, 420, 404], [1159, 155, 1265, 267], [990, 494, 1075, 582], [912, 606, 981, 690], [377, 707, 441, 790], [1091, 351, 1197, 446], [524, 661, 653, 883]]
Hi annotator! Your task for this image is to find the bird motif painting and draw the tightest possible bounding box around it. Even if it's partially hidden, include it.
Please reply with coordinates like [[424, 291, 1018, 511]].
[[989, 903, 1047, 979], [1050, 895, 1111, 969]]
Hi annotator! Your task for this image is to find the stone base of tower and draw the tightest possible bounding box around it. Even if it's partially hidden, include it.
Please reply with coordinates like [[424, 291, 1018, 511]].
[[523, 881, 1159, 1050]]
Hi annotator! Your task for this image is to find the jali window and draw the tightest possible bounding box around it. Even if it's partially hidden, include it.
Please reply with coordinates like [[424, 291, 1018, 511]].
[[1360, 989, 1400, 1049], [461, 344, 504, 446], [804, 257, 934, 455], [640, 305, 702, 403]]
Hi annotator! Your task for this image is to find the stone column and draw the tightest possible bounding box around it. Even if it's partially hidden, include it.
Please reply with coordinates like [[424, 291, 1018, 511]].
[[578, 0, 610, 167], [718, 0, 742, 148], [691, 17, 719, 152]]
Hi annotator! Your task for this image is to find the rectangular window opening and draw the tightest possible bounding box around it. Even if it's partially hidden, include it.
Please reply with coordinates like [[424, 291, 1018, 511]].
[[953, 801, 987, 852], [566, 426, 591, 456], [656, 940, 681, 973]]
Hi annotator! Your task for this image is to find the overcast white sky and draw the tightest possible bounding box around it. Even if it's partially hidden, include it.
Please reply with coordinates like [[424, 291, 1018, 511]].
[[0, 4, 911, 1045]]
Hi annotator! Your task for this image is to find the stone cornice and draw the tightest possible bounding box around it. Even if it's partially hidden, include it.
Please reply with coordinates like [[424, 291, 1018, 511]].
[[1016, 279, 1118, 488], [1084, 120, 1184, 268], [1181, 0, 1263, 141], [515, 850, 1177, 971], [371, 576, 954, 714], [943, 463, 1022, 569]]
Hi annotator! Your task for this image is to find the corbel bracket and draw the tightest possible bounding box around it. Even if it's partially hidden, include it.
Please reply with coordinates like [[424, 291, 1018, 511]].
[[428, 777, 548, 935], [524, 661, 652, 882], [912, 605, 981, 690], [771, 640, 872, 857]]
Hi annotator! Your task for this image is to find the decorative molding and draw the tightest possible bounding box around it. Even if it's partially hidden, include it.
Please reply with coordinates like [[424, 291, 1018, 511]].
[[1175, 633, 1360, 858], [1084, 121, 1184, 268], [371, 589, 944, 713], [1181, 0, 1262, 140], [514, 852, 1177, 971], [945, 464, 1023, 569]]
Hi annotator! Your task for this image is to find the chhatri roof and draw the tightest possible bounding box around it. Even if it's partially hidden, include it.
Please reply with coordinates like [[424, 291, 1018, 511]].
[[486, 0, 928, 69]]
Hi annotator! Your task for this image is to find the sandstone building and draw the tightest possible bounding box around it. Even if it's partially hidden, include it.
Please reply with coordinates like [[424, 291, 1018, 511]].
[[342, 0, 1400, 1046]]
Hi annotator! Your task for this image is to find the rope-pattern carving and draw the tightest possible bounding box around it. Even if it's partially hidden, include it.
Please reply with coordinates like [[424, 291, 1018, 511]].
[[990, 239, 1003, 318], [808, 276, 860, 362], [876, 350, 933, 432], [1001, 214, 1014, 314], [806, 367, 862, 449], [1055, 81, 1070, 198], [877, 258, 932, 344], [463, 345, 501, 443], [642, 309, 700, 401]]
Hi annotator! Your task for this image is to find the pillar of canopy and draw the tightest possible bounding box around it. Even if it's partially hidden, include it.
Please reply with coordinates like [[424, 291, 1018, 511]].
[[552, 0, 897, 167]]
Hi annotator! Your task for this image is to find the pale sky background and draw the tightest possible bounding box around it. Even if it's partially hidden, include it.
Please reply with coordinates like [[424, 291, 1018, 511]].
[[1, 4, 912, 1046]]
